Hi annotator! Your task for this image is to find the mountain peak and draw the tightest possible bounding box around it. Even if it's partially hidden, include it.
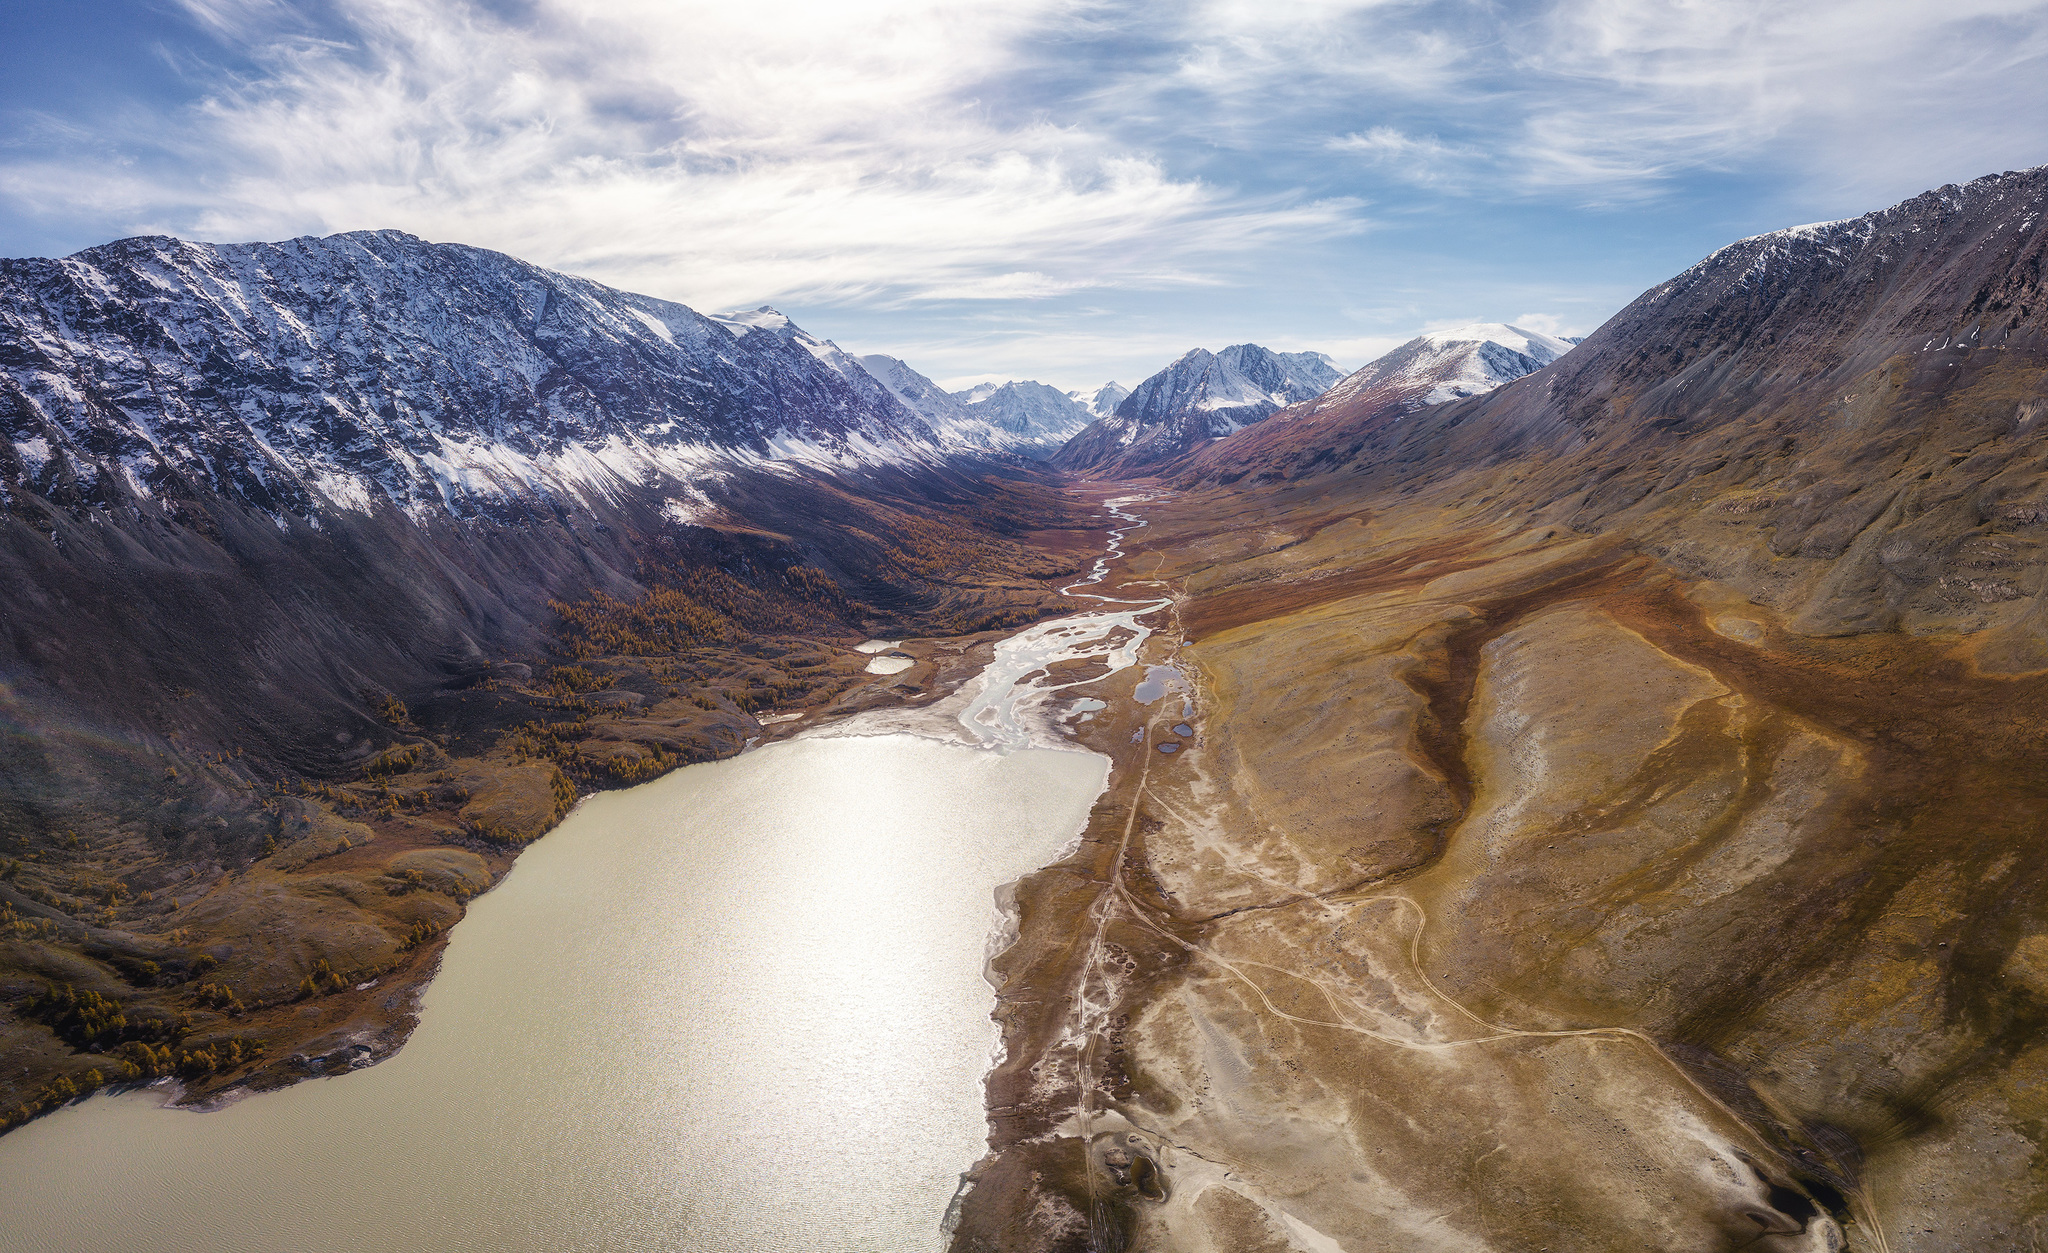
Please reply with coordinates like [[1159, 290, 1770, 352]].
[[1418, 323, 1575, 359], [1307, 322, 1574, 418], [949, 379, 1093, 450], [1053, 342, 1341, 473], [1070, 381, 1130, 419]]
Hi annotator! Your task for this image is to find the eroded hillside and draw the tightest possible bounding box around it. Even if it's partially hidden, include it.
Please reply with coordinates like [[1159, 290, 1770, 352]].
[[953, 168, 2048, 1252]]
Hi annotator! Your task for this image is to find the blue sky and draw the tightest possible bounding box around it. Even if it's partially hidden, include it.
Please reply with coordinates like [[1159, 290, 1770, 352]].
[[5, 1, 2047, 391]]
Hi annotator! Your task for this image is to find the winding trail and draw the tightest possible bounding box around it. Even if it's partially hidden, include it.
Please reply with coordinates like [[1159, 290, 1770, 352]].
[[1041, 497, 1889, 1253]]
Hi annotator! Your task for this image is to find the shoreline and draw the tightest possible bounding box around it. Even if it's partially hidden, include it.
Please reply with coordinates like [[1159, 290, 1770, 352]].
[[9, 497, 1138, 1137], [11, 486, 1175, 1253]]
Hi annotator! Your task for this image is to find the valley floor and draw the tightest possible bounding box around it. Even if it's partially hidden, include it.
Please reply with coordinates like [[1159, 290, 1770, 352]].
[[953, 475, 2048, 1253]]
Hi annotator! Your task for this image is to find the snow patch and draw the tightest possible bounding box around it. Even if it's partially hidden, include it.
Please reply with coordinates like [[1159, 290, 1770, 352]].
[[625, 307, 675, 344], [12, 437, 50, 476]]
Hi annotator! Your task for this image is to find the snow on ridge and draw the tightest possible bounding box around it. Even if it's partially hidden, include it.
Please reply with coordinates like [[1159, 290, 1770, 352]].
[[1671, 166, 2048, 296], [1070, 381, 1128, 419], [1418, 323, 1575, 362], [708, 305, 795, 337], [1062, 341, 1343, 466], [1308, 322, 1576, 416], [0, 234, 1002, 527], [950, 378, 1094, 446], [625, 306, 676, 344], [11, 437, 51, 476], [853, 354, 1029, 455]]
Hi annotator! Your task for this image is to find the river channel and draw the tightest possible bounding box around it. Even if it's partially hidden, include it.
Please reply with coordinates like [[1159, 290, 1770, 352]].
[[0, 498, 1166, 1252]]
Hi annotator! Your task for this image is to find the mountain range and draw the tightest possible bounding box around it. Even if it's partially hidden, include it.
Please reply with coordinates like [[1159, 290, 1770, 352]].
[[9, 159, 2048, 1251], [1181, 321, 1577, 483], [0, 234, 980, 535], [949, 379, 1099, 449]]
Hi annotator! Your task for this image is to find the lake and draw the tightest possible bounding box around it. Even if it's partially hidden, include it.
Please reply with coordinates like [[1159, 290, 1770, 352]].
[[0, 735, 1106, 1253]]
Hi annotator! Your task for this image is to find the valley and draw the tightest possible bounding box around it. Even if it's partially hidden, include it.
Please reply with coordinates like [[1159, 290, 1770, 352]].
[[947, 168, 2048, 1252], [2, 163, 2047, 1253]]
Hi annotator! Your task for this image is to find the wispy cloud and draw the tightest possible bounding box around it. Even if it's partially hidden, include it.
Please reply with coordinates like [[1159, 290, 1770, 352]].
[[1177, 0, 2048, 202], [1328, 127, 1484, 190], [1, 0, 2044, 387], [0, 0, 1362, 313], [1521, 0, 2048, 199]]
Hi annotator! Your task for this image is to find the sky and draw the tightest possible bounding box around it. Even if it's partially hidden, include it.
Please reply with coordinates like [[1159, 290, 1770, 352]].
[[3, 2, 2047, 391]]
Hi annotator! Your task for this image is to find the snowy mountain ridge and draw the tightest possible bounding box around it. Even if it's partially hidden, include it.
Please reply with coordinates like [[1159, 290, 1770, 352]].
[[1071, 381, 1129, 418], [0, 231, 1032, 533], [1335, 322, 1576, 409], [948, 379, 1097, 450], [854, 353, 1027, 453]]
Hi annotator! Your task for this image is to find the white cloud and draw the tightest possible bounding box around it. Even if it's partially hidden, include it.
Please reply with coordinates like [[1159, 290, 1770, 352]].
[[1327, 127, 1483, 190], [1168, 0, 2048, 203], [1513, 0, 2048, 200], [5, 0, 2045, 386], [14, 0, 1359, 314]]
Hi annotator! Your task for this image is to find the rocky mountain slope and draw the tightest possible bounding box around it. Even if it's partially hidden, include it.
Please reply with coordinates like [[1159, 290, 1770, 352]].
[[1200, 166, 2048, 649], [0, 233, 985, 533], [955, 166, 2048, 1253], [1053, 343, 1341, 474], [0, 231, 1089, 1134], [853, 351, 1024, 454]]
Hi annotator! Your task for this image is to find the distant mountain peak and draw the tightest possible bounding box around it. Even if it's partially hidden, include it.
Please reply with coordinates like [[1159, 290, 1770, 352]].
[[1070, 381, 1130, 419], [854, 354, 1033, 457], [1053, 343, 1341, 473], [1418, 323, 1574, 358], [948, 379, 1094, 452], [1307, 323, 1573, 417], [1168, 322, 1580, 483]]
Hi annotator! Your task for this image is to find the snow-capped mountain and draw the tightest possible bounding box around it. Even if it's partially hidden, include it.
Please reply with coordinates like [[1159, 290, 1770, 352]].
[[1070, 381, 1129, 418], [950, 380, 1096, 450], [1177, 323, 1576, 482], [1304, 323, 1573, 417], [0, 231, 987, 529], [1054, 343, 1342, 472], [859, 353, 971, 425]]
